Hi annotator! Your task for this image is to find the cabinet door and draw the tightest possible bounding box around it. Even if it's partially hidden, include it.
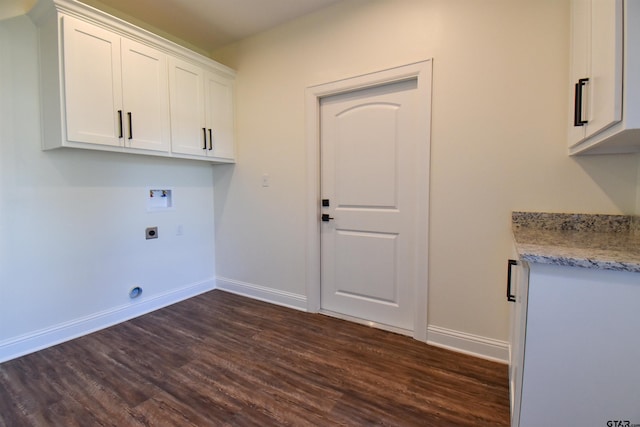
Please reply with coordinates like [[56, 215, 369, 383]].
[[568, 0, 589, 145], [587, 0, 622, 139], [62, 15, 122, 147], [121, 38, 170, 152], [519, 264, 640, 426], [205, 73, 235, 160], [509, 260, 528, 427], [168, 58, 208, 157], [568, 0, 622, 147]]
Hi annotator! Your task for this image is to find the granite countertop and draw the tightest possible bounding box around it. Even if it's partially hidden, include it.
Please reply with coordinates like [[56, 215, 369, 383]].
[[512, 212, 640, 273]]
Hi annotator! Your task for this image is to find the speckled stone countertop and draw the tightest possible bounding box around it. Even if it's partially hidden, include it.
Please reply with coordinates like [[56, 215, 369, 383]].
[[512, 212, 640, 273]]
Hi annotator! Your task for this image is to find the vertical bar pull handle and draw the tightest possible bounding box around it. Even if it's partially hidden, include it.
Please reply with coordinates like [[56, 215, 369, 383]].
[[127, 112, 133, 140], [208, 129, 213, 150], [117, 110, 123, 138], [574, 78, 589, 127], [202, 128, 207, 149], [507, 259, 517, 302]]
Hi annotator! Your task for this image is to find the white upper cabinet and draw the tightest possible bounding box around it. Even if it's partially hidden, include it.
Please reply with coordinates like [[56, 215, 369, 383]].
[[168, 58, 207, 157], [568, 0, 622, 147], [29, 0, 236, 163], [120, 37, 171, 152], [569, 0, 640, 154], [62, 16, 123, 147], [54, 14, 170, 153], [205, 72, 235, 160], [169, 58, 236, 161]]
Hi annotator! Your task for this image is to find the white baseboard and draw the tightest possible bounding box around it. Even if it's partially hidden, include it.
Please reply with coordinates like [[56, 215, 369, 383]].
[[215, 278, 507, 363], [427, 325, 509, 364], [214, 278, 507, 363], [0, 279, 215, 364], [1, 278, 508, 366], [215, 277, 307, 311]]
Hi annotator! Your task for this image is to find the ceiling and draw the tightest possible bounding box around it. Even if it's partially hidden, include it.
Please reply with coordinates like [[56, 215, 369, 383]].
[[77, 0, 344, 52]]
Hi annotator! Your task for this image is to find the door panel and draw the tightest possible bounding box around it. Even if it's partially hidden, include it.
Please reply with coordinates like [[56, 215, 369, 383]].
[[169, 57, 207, 156], [121, 38, 170, 152], [206, 73, 235, 160], [335, 230, 398, 303], [568, 0, 622, 147], [587, 0, 622, 139], [320, 79, 419, 332], [568, 0, 589, 146], [335, 104, 398, 208], [62, 15, 122, 146]]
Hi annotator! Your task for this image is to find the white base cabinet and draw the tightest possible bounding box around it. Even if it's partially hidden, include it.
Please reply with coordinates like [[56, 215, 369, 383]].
[[510, 262, 640, 426], [507, 258, 528, 427], [28, 0, 236, 163]]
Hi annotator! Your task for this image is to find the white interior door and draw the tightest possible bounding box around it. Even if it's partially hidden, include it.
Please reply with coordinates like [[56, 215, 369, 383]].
[[320, 78, 422, 333]]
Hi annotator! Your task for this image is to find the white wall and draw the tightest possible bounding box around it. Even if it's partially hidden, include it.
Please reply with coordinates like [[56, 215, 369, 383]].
[[0, 15, 216, 362], [2, 0, 638, 364], [0, 0, 35, 20], [211, 0, 640, 356]]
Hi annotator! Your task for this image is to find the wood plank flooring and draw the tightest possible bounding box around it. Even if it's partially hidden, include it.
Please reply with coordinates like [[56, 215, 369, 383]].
[[0, 290, 510, 426]]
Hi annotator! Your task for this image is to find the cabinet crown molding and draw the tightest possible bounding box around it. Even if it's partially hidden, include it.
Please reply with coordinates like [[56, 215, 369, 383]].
[[27, 0, 235, 80]]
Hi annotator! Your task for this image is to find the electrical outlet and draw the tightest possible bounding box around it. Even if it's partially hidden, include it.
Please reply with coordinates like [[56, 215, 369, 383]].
[[145, 227, 158, 239]]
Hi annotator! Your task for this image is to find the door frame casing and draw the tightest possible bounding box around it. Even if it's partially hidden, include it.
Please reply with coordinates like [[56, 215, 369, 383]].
[[304, 60, 432, 342]]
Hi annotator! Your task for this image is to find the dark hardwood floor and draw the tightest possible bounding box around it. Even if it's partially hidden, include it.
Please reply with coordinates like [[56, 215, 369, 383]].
[[0, 290, 510, 426]]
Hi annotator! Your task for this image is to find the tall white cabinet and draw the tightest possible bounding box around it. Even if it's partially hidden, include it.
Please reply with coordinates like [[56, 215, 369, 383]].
[[29, 0, 236, 163]]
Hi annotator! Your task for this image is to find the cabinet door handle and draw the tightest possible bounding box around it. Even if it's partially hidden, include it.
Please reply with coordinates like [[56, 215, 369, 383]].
[[507, 259, 517, 302], [127, 112, 133, 140], [202, 128, 207, 149], [118, 110, 123, 138], [208, 129, 213, 150], [573, 78, 589, 127]]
